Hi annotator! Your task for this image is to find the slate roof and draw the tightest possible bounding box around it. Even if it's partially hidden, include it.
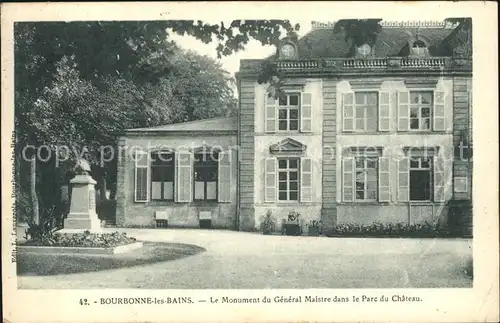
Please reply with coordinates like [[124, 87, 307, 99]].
[[276, 26, 456, 59], [126, 116, 237, 133]]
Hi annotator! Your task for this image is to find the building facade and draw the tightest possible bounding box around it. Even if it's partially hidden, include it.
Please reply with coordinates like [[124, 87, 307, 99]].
[[116, 20, 472, 235]]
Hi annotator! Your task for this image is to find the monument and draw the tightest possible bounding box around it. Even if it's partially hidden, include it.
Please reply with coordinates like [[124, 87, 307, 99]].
[[59, 154, 102, 233]]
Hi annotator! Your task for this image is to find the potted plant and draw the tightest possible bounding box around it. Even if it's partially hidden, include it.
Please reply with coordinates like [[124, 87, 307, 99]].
[[307, 220, 322, 236], [260, 209, 276, 235], [283, 211, 302, 236]]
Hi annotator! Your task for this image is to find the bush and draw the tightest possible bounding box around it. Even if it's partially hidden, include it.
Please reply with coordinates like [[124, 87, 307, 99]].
[[24, 230, 137, 248], [326, 221, 442, 238]]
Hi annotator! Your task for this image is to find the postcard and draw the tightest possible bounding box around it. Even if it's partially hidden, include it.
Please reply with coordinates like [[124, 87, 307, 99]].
[[2, 1, 498, 322]]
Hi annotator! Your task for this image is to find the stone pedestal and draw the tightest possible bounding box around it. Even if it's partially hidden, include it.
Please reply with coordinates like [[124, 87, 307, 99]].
[[60, 175, 101, 233]]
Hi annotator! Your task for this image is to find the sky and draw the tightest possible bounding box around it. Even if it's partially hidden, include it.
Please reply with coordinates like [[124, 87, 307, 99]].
[[168, 21, 313, 76]]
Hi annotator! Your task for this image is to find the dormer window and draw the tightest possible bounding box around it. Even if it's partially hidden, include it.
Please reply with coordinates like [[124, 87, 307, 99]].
[[279, 43, 297, 60], [357, 44, 372, 56], [410, 39, 429, 57]]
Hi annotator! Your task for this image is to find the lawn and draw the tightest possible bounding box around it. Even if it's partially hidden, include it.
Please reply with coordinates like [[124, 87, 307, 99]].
[[17, 242, 205, 276], [17, 228, 473, 289]]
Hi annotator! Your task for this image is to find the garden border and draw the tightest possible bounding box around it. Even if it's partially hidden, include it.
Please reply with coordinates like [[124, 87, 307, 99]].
[[18, 241, 143, 255]]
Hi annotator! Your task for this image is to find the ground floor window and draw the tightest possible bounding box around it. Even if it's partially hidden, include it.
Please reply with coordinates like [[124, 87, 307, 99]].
[[151, 152, 175, 201], [194, 153, 218, 201], [409, 156, 432, 201], [278, 158, 299, 201], [355, 156, 378, 201]]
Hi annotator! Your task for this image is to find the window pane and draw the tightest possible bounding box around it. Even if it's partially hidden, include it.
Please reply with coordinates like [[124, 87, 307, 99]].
[[288, 159, 297, 169], [278, 160, 287, 169], [164, 182, 174, 200], [356, 191, 364, 200], [289, 192, 298, 201], [410, 92, 420, 103], [356, 106, 365, 117], [355, 158, 364, 168], [289, 108, 298, 119], [289, 181, 298, 191], [278, 171, 287, 180], [206, 182, 217, 200], [366, 189, 377, 200], [410, 160, 419, 168], [278, 120, 287, 130], [194, 182, 205, 200], [410, 107, 419, 118], [366, 159, 377, 169], [422, 118, 430, 130], [279, 192, 287, 201], [421, 158, 431, 168], [289, 95, 299, 105], [366, 93, 378, 105], [279, 95, 287, 106], [422, 107, 430, 117], [355, 93, 366, 104], [289, 172, 298, 181], [355, 118, 365, 130], [278, 109, 287, 120], [421, 92, 432, 104], [151, 182, 162, 200], [289, 120, 298, 131], [279, 182, 287, 190], [356, 182, 364, 191], [410, 118, 419, 129]]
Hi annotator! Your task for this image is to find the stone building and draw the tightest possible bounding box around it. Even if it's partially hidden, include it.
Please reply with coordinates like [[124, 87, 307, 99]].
[[115, 20, 472, 235]]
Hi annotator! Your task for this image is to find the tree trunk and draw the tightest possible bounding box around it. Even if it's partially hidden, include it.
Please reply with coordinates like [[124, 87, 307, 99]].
[[30, 156, 39, 224]]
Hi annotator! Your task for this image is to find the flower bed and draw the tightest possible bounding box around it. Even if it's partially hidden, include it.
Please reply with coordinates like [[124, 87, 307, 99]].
[[324, 221, 445, 238], [23, 231, 137, 248]]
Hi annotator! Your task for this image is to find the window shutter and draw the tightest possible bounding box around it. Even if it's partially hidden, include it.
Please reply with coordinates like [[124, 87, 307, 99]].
[[378, 157, 391, 202], [397, 91, 410, 131], [300, 92, 312, 132], [397, 157, 409, 202], [218, 151, 231, 203], [342, 92, 354, 132], [175, 151, 192, 202], [300, 157, 313, 202], [342, 157, 354, 202], [434, 154, 445, 202], [378, 91, 391, 131], [134, 150, 150, 202], [265, 93, 277, 133], [433, 90, 446, 131], [264, 157, 277, 202]]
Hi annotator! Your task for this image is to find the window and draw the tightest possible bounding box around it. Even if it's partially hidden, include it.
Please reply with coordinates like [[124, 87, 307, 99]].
[[194, 153, 218, 201], [411, 40, 428, 57], [409, 156, 433, 200], [278, 158, 300, 201], [151, 152, 175, 201], [355, 156, 378, 201], [354, 92, 378, 131], [409, 91, 432, 131], [278, 94, 300, 131]]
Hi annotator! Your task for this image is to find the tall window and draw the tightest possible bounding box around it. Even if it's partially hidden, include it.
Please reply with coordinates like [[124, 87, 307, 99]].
[[194, 153, 218, 201], [409, 156, 432, 200], [410, 91, 432, 131], [151, 152, 175, 201], [278, 158, 299, 201], [278, 94, 299, 131], [354, 92, 378, 131], [355, 156, 378, 201]]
